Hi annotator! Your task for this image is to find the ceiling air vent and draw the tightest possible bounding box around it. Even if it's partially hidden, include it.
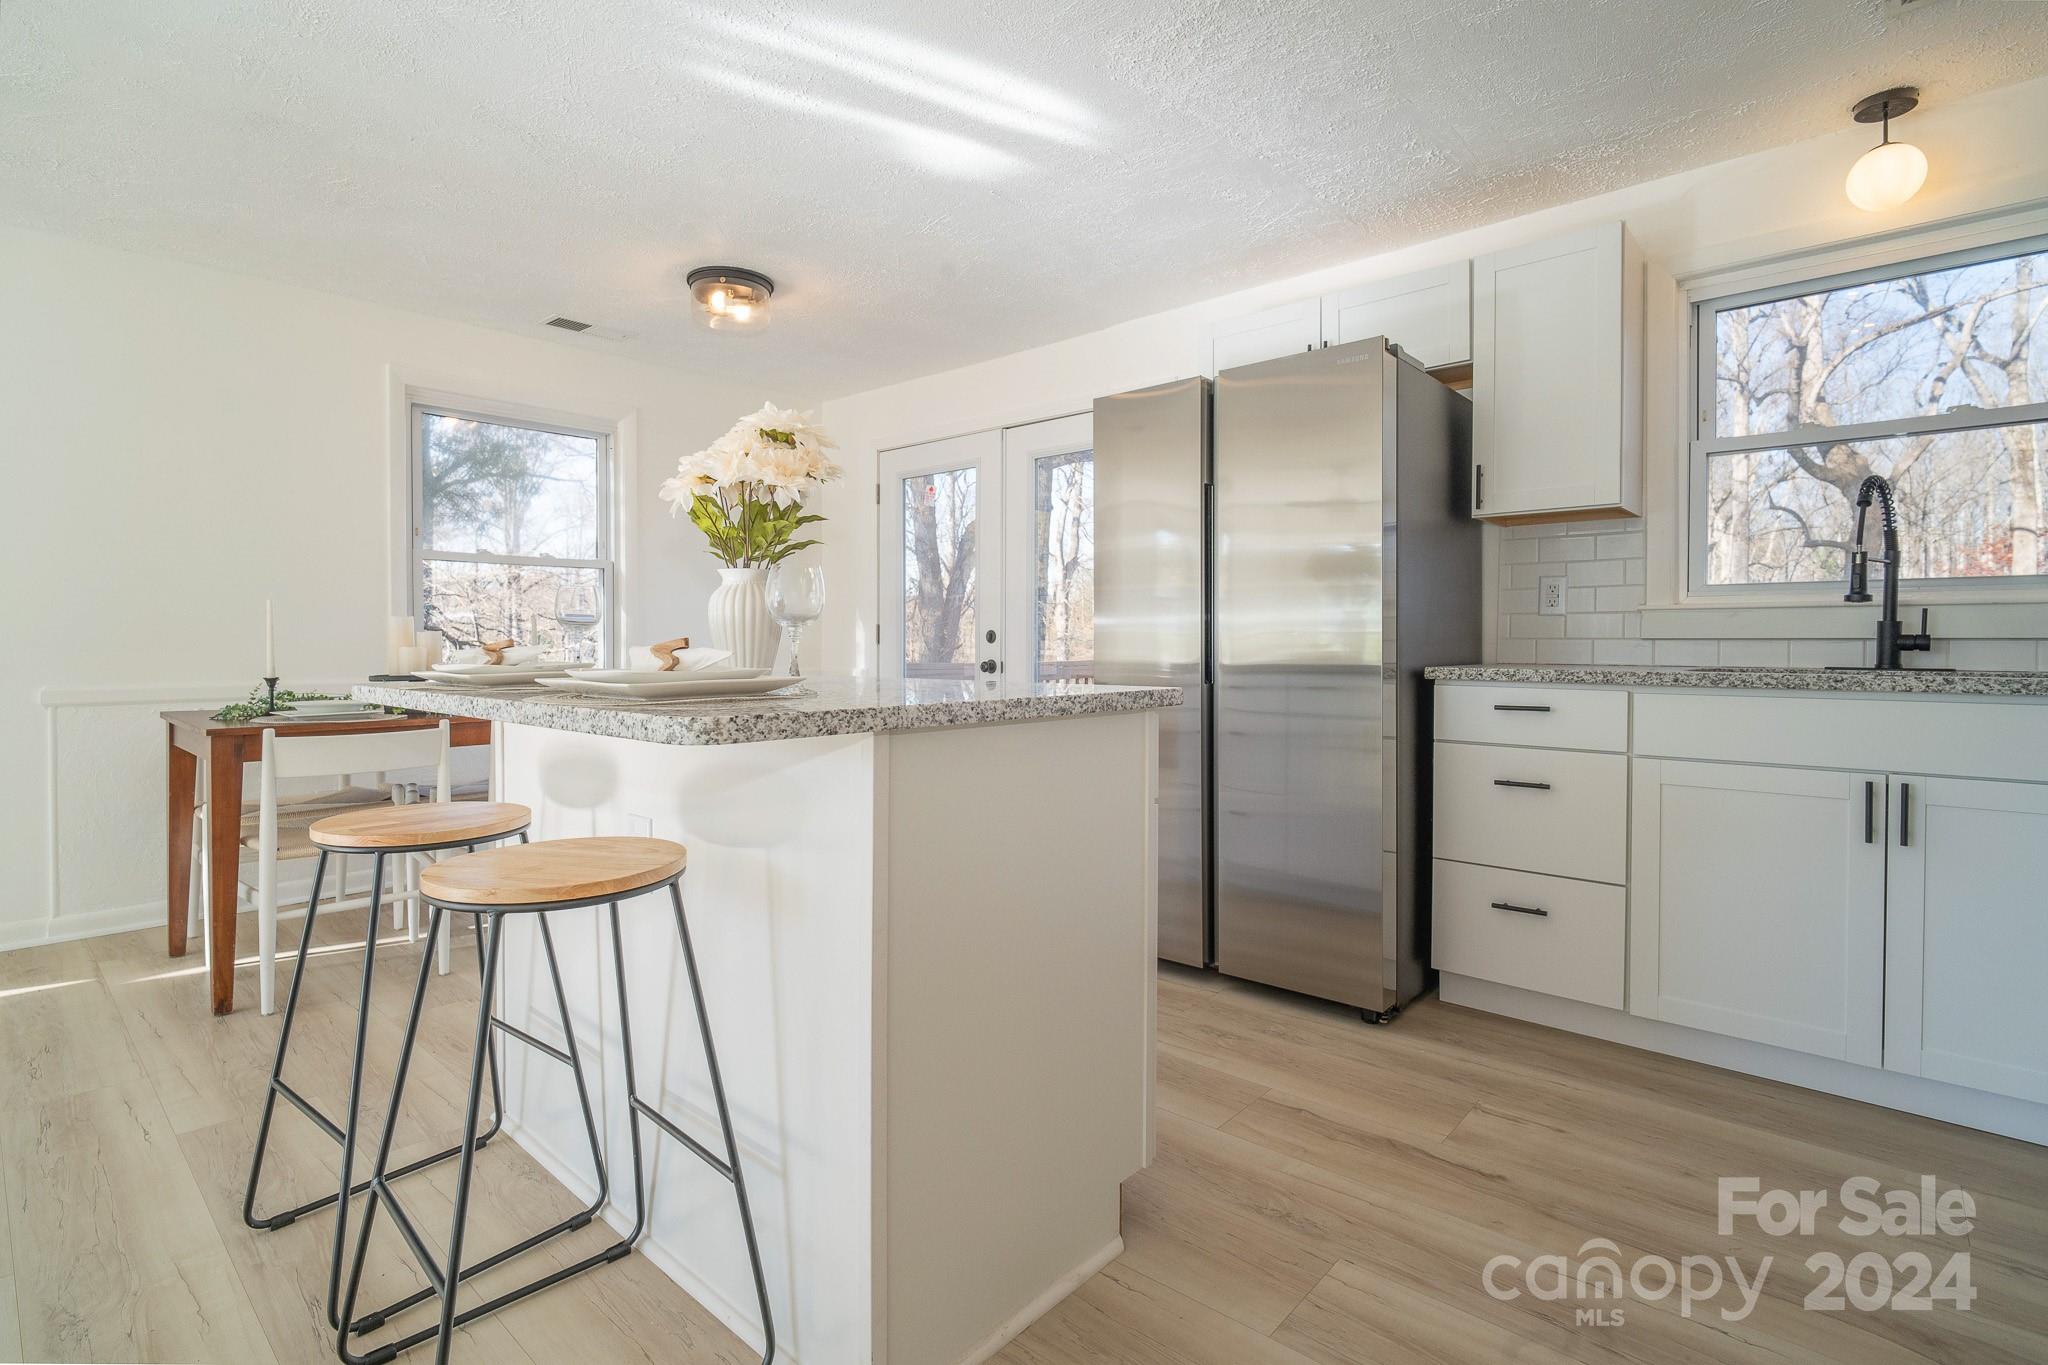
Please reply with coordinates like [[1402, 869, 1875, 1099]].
[[544, 316, 593, 332]]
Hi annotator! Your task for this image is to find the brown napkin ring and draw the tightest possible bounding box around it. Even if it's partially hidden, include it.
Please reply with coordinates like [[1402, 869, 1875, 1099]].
[[480, 638, 517, 665], [650, 636, 692, 672]]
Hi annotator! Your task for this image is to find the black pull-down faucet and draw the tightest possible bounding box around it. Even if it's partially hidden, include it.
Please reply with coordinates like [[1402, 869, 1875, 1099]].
[[1843, 474, 1933, 670]]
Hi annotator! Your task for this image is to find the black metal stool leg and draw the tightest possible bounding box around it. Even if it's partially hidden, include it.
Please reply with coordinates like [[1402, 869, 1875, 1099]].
[[345, 902, 616, 1343], [243, 849, 330, 1230], [433, 911, 504, 1364], [325, 849, 387, 1327], [669, 881, 776, 1364], [337, 869, 776, 1363], [336, 907, 447, 1365], [245, 846, 508, 1204], [539, 914, 610, 1208], [607, 902, 652, 1247]]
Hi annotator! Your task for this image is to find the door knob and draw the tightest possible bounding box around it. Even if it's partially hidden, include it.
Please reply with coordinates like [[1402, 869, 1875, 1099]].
[[979, 659, 998, 674]]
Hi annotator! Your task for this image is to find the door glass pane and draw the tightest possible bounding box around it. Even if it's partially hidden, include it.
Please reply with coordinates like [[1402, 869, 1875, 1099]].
[[420, 559, 606, 661], [902, 467, 978, 678], [420, 411, 601, 559], [1031, 449, 1094, 682]]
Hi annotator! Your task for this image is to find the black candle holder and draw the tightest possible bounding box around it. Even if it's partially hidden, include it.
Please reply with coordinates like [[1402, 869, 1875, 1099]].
[[263, 676, 280, 713]]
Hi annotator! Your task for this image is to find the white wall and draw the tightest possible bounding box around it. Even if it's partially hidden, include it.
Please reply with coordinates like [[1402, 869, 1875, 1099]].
[[1, 225, 795, 950], [818, 75, 2048, 676]]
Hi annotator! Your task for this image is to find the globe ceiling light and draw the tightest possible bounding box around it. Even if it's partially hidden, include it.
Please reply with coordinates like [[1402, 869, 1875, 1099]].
[[1845, 87, 1927, 213]]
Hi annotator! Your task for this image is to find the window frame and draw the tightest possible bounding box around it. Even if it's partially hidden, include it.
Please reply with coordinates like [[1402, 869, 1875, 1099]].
[[407, 399, 617, 662], [1686, 230, 2048, 604]]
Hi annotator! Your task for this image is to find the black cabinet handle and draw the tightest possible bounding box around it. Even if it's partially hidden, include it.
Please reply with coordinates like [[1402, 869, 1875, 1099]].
[[1493, 779, 1552, 790], [1491, 901, 1548, 917], [1493, 704, 1551, 713], [1864, 780, 1875, 845], [1899, 781, 1911, 847]]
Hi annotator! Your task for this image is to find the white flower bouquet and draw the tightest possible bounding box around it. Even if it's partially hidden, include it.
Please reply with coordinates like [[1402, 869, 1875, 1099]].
[[660, 403, 844, 566]]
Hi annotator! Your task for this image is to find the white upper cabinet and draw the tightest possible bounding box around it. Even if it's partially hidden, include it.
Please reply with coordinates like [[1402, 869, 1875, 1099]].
[[1320, 261, 1471, 369], [1205, 298, 1322, 375], [1204, 262, 1472, 376], [1884, 776, 2048, 1104], [1471, 221, 1644, 521]]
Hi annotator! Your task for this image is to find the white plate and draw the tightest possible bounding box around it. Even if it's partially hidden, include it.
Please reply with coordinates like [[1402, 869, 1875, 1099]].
[[422, 665, 586, 686], [431, 659, 576, 675], [537, 674, 801, 700], [270, 699, 373, 715], [572, 667, 770, 684], [261, 705, 389, 723]]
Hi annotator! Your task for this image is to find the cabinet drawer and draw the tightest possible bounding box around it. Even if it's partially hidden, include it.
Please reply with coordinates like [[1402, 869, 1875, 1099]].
[[1433, 860, 1625, 1009], [1433, 742, 1627, 883], [1436, 684, 1627, 752]]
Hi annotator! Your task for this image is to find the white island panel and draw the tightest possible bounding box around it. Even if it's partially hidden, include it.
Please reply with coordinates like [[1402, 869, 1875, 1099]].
[[493, 727, 878, 1362], [383, 682, 1174, 1365], [879, 712, 1155, 1365]]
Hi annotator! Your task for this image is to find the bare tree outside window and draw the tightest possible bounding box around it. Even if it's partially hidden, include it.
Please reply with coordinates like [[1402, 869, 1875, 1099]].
[[903, 468, 978, 677], [414, 409, 611, 660], [1032, 450, 1095, 682], [1701, 244, 2047, 588]]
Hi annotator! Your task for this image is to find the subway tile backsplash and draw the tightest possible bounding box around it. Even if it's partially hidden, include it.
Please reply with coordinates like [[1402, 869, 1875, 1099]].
[[1493, 517, 2048, 671]]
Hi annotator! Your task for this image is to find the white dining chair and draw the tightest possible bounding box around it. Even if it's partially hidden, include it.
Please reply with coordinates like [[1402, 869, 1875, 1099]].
[[195, 722, 456, 1014], [186, 776, 396, 977]]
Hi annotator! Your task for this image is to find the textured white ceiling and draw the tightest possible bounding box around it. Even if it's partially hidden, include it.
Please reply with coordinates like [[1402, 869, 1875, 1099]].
[[6, 1, 2048, 397]]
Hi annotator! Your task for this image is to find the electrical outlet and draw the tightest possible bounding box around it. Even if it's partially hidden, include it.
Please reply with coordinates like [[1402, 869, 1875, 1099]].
[[1538, 575, 1566, 617], [624, 813, 653, 837]]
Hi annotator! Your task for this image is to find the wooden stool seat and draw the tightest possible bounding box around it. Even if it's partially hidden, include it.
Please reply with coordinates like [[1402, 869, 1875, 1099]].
[[420, 836, 687, 908], [310, 801, 533, 851]]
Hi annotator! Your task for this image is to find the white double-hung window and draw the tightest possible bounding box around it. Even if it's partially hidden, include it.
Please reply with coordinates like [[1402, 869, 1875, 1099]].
[[1690, 235, 2047, 599], [410, 402, 614, 661]]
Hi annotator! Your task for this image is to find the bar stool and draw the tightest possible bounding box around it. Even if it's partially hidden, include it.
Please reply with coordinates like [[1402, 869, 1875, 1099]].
[[336, 836, 774, 1365], [243, 800, 534, 1332]]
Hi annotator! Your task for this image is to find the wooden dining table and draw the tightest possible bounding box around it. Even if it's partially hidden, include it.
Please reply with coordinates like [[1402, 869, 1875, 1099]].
[[162, 707, 494, 1014]]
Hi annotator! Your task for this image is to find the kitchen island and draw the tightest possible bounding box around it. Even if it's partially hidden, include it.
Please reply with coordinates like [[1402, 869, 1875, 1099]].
[[352, 675, 1179, 1365]]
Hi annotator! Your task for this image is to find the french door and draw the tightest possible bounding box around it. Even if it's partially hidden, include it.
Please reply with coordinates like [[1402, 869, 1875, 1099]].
[[879, 413, 1094, 683]]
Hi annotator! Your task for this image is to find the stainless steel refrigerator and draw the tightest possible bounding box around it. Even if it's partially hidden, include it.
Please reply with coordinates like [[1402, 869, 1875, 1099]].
[[1095, 340, 1478, 1015], [1093, 376, 1212, 967]]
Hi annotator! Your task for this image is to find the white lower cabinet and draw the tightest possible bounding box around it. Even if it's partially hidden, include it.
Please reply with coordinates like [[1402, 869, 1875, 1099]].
[[1433, 860, 1624, 1009], [1436, 681, 2048, 1131], [1629, 759, 1887, 1066], [1885, 776, 2048, 1104]]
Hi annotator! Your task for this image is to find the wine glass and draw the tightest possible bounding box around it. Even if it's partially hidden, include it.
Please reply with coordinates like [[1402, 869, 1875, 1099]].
[[554, 575, 602, 662], [766, 564, 826, 676]]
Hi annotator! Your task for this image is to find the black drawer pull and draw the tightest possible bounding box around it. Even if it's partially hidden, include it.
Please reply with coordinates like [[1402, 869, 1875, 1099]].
[[1491, 901, 1548, 917], [1492, 779, 1552, 790], [1492, 704, 1552, 713]]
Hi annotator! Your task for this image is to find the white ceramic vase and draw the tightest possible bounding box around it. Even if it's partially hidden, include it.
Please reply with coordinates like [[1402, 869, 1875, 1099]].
[[707, 565, 780, 670]]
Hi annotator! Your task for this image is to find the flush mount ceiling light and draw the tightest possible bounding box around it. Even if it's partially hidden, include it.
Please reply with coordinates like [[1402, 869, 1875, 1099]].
[[1845, 87, 1927, 213], [687, 266, 775, 329]]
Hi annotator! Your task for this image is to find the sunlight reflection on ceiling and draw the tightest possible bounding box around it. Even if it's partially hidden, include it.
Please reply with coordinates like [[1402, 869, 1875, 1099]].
[[693, 64, 1029, 179], [686, 15, 1102, 179]]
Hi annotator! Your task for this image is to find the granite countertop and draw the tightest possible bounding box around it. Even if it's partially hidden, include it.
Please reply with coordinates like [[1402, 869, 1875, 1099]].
[[1424, 663, 2048, 698], [353, 674, 1182, 746]]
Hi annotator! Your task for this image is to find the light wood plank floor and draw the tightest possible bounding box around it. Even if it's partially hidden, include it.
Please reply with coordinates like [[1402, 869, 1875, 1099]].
[[3, 922, 2043, 1363], [1, 905, 756, 1365], [993, 965, 2048, 1365]]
